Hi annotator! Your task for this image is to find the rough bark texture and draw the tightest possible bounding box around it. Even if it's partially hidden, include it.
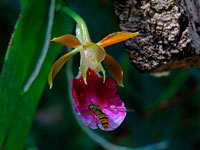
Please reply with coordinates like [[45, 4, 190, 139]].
[[113, 0, 200, 73]]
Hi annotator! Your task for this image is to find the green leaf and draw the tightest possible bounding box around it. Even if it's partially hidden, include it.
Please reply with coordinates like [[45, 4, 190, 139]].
[[19, 0, 28, 11], [0, 0, 74, 149]]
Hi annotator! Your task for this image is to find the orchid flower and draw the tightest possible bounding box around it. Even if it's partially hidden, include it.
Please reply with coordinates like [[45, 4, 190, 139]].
[[48, 5, 138, 88], [71, 69, 127, 131]]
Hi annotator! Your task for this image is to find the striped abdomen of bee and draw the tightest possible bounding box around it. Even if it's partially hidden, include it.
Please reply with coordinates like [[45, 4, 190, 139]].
[[95, 109, 109, 131], [88, 103, 109, 131]]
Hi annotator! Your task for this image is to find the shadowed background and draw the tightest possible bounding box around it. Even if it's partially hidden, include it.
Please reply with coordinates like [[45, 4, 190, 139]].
[[1, 0, 200, 150]]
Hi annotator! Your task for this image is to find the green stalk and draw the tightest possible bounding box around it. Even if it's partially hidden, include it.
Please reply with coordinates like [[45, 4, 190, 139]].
[[56, 3, 91, 43]]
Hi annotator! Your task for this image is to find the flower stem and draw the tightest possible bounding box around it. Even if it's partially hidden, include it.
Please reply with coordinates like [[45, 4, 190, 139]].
[[56, 3, 91, 43]]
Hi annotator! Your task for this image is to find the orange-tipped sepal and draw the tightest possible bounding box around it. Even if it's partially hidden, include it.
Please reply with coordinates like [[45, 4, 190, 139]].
[[51, 34, 82, 48], [103, 54, 123, 87], [97, 32, 139, 47], [48, 49, 78, 89]]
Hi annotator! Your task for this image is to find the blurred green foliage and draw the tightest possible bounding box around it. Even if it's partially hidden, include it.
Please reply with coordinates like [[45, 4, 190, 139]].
[[0, 0, 200, 150]]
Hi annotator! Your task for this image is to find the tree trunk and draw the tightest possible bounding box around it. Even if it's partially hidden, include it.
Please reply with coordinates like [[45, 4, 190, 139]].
[[113, 0, 200, 73]]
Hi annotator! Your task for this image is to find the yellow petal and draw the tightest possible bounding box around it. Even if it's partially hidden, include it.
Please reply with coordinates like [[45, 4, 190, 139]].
[[51, 34, 81, 48], [84, 43, 106, 63], [79, 50, 88, 85], [79, 64, 88, 85], [103, 54, 123, 87], [97, 63, 106, 83], [94, 66, 100, 73], [97, 32, 139, 47], [48, 49, 79, 89]]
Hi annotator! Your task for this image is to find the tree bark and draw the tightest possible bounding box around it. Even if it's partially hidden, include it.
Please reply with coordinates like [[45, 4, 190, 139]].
[[113, 0, 200, 73]]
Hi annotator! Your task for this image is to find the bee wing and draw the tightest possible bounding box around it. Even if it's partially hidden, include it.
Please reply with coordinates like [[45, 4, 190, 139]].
[[80, 110, 93, 115], [79, 110, 99, 129], [102, 107, 134, 114], [125, 108, 135, 112]]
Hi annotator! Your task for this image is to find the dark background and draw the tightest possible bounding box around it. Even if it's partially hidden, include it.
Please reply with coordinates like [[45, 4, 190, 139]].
[[1, 0, 200, 150]]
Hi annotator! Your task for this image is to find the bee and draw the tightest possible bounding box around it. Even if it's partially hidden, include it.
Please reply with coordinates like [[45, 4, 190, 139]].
[[81, 102, 134, 131], [88, 102, 109, 131]]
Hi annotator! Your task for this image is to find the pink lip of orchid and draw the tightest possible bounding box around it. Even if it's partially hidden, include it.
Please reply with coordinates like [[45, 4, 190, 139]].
[[48, 30, 138, 89], [71, 69, 127, 131]]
